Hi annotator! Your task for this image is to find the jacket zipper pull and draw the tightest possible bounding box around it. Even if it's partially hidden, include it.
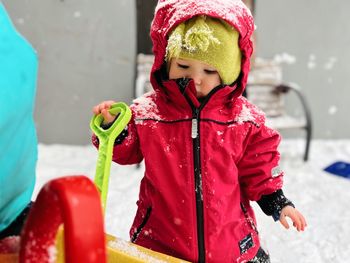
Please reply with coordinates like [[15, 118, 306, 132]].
[[191, 118, 198, 139], [191, 108, 199, 139]]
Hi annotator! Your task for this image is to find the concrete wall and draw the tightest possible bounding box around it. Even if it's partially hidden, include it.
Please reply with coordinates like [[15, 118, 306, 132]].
[[2, 0, 349, 143], [2, 0, 136, 144], [255, 0, 350, 139]]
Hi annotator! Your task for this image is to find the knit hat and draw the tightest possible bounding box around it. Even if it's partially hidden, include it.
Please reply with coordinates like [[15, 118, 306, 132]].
[[166, 16, 241, 85]]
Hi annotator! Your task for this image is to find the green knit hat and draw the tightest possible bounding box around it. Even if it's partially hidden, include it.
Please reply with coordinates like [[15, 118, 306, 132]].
[[166, 16, 241, 85]]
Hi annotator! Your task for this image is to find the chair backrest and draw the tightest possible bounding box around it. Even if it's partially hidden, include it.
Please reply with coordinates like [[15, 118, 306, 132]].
[[135, 53, 154, 97], [247, 59, 285, 117]]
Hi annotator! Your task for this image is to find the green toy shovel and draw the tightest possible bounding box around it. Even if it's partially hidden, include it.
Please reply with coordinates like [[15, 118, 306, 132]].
[[90, 102, 132, 212]]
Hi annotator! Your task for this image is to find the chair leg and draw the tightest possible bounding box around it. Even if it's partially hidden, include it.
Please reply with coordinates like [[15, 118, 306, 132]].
[[304, 126, 312, 162]]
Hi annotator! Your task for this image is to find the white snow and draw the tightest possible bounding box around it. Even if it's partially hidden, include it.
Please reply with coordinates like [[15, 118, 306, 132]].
[[328, 106, 338, 115], [307, 55, 338, 71], [73, 11, 81, 18], [47, 244, 57, 263], [308, 54, 316, 69], [34, 139, 350, 262], [16, 18, 25, 25], [108, 239, 169, 263], [132, 91, 161, 121], [154, 0, 251, 37], [324, 56, 338, 71], [273, 53, 296, 65], [235, 104, 254, 124]]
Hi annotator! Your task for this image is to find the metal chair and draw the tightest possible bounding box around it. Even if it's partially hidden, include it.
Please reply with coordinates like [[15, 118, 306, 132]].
[[135, 53, 153, 98], [247, 59, 312, 161]]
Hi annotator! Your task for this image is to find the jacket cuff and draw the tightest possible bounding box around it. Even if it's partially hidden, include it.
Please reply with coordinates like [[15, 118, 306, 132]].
[[99, 111, 123, 129], [257, 189, 295, 221], [100, 121, 114, 130], [114, 128, 129, 145], [93, 127, 129, 146]]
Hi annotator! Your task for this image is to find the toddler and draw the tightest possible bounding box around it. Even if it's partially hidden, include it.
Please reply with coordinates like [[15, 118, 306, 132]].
[[92, 1, 306, 262]]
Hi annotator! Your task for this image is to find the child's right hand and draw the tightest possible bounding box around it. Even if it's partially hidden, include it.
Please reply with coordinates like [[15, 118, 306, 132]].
[[92, 100, 117, 125]]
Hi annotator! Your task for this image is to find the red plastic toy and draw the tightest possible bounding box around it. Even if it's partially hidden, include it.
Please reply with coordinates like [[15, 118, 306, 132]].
[[19, 176, 106, 263]]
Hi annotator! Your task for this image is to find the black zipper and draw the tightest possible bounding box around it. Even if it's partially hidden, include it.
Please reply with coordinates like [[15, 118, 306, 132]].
[[131, 206, 152, 243], [192, 106, 206, 263], [177, 78, 224, 263]]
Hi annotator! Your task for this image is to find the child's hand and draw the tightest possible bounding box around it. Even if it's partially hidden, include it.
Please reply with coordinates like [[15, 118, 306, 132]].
[[92, 100, 117, 125], [279, 205, 307, 232]]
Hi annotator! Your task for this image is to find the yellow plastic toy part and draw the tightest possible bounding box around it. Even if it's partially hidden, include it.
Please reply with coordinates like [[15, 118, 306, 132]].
[[54, 227, 190, 263], [105, 234, 190, 263]]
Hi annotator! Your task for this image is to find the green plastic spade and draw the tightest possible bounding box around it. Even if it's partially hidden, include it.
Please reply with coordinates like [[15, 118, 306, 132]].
[[90, 102, 132, 211]]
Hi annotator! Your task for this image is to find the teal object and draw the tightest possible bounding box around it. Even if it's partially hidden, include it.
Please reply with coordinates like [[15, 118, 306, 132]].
[[90, 102, 131, 212], [0, 3, 38, 232]]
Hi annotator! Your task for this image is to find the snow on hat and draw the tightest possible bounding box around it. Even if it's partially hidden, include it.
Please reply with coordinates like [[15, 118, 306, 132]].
[[166, 15, 241, 85]]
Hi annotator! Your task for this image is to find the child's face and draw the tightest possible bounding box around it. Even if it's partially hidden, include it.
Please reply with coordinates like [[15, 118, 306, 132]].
[[168, 58, 221, 98]]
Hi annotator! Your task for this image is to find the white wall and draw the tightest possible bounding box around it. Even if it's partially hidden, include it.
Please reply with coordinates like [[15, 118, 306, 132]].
[[2, 0, 348, 143], [2, 0, 136, 144], [255, 0, 349, 139]]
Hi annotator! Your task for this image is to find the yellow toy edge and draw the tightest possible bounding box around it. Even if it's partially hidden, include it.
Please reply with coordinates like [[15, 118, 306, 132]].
[[56, 227, 190, 263]]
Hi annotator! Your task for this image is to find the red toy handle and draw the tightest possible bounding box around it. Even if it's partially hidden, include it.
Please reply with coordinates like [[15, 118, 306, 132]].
[[19, 176, 106, 263]]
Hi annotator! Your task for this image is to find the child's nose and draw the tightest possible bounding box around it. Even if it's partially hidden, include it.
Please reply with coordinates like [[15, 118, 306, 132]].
[[191, 73, 202, 85]]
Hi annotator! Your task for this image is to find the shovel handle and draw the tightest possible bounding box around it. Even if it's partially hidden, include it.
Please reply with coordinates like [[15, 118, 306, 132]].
[[90, 102, 132, 211]]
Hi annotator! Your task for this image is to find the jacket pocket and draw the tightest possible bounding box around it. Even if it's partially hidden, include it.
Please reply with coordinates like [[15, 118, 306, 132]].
[[131, 206, 152, 243], [240, 202, 258, 234]]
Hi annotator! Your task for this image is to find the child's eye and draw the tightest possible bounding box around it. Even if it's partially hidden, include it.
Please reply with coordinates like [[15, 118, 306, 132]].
[[204, 69, 217, 74], [177, 63, 189, 69]]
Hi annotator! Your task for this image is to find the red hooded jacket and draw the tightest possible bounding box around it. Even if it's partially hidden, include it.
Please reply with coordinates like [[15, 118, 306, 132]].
[[94, 0, 285, 262]]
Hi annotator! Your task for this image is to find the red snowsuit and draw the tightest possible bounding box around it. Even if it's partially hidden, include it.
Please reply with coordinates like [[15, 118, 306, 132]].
[[95, 1, 285, 262]]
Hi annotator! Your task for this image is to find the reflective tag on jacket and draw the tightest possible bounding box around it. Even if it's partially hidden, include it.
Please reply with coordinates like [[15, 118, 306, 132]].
[[191, 119, 198, 138]]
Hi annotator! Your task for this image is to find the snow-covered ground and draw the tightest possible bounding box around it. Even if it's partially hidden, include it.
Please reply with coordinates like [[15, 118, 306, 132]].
[[35, 139, 350, 263]]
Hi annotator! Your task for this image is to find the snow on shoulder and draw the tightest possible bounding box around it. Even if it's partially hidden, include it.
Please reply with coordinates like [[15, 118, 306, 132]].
[[234, 97, 265, 126], [132, 91, 161, 121]]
